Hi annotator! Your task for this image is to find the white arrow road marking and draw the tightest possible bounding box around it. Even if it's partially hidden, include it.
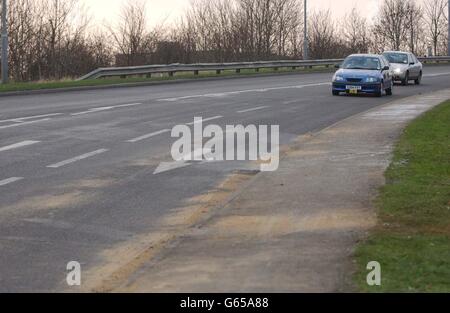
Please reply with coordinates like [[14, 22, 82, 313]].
[[47, 149, 109, 168], [0, 177, 24, 186], [153, 161, 192, 175], [153, 148, 213, 174], [0, 141, 40, 152], [127, 129, 171, 143]]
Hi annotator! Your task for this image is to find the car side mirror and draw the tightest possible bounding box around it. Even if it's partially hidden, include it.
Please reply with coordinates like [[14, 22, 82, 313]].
[[410, 62, 415, 65], [382, 66, 389, 71]]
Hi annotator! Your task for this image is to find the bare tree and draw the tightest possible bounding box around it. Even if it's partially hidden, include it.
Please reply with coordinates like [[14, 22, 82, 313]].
[[406, 1, 424, 54], [308, 10, 345, 59], [424, 0, 448, 55], [43, 0, 79, 78], [109, 0, 162, 66], [373, 0, 412, 51], [342, 8, 371, 54], [8, 0, 39, 81]]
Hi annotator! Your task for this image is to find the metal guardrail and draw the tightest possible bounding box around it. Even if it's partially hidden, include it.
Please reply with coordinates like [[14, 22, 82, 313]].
[[78, 56, 450, 81]]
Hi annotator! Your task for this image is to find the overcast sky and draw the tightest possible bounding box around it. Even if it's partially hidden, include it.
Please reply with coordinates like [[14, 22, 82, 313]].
[[81, 0, 381, 27]]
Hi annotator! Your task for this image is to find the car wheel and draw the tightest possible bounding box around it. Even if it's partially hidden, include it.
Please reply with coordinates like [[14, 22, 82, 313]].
[[332, 90, 340, 96], [386, 87, 393, 96], [375, 83, 383, 97], [415, 72, 422, 85], [402, 72, 409, 86]]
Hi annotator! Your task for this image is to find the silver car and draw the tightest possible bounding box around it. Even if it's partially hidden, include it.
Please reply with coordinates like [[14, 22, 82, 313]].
[[382, 51, 423, 85]]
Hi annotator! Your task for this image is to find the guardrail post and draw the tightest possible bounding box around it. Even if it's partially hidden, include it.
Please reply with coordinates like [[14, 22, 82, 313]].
[[216, 70, 221, 75], [146, 73, 152, 78], [236, 69, 241, 74], [274, 67, 278, 71], [292, 66, 296, 70], [120, 75, 126, 79], [194, 70, 199, 76], [169, 71, 174, 77], [255, 68, 259, 72]]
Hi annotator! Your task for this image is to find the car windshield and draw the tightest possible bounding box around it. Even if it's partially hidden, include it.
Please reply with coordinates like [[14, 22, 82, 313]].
[[383, 53, 408, 64], [342, 56, 381, 70]]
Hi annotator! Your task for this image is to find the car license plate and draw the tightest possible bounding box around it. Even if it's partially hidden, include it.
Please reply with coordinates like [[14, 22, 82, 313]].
[[346, 85, 361, 94]]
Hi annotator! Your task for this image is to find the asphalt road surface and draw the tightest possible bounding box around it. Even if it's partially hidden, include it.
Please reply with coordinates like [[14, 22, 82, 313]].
[[1, 66, 450, 292]]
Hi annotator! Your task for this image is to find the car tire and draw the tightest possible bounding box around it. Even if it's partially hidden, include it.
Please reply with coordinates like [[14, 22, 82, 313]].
[[332, 90, 340, 96], [402, 72, 409, 86], [374, 82, 383, 97], [386, 87, 393, 96], [415, 72, 422, 85]]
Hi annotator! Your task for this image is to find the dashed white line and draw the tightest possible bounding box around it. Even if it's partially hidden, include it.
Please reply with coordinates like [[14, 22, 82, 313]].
[[186, 116, 224, 125], [0, 118, 51, 129], [0, 140, 40, 152], [127, 129, 171, 143], [237, 106, 270, 113], [114, 103, 142, 108], [0, 113, 62, 123], [47, 149, 109, 168], [71, 103, 142, 116], [0, 177, 24, 186]]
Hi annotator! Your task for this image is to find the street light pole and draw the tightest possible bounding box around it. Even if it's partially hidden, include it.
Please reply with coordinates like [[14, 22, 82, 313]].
[[1, 0, 8, 84], [303, 0, 308, 60]]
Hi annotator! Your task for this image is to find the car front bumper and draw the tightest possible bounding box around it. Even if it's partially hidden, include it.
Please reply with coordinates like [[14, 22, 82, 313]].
[[332, 82, 382, 94]]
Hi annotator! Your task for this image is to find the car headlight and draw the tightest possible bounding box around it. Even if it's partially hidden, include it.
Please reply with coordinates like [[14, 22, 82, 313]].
[[333, 75, 345, 82], [394, 68, 402, 74], [365, 77, 380, 83]]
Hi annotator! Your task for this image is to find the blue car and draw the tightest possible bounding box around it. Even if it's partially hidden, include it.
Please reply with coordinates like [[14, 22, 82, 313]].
[[332, 54, 393, 97]]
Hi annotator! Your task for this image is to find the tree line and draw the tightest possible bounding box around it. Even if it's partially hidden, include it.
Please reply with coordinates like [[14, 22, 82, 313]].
[[2, 0, 449, 82]]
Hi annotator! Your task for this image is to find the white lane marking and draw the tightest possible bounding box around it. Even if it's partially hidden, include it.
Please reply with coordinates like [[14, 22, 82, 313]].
[[237, 106, 270, 113], [283, 99, 301, 105], [423, 72, 450, 77], [0, 118, 51, 129], [71, 103, 142, 116], [127, 129, 171, 143], [158, 82, 330, 102], [0, 113, 63, 124], [114, 103, 142, 108], [71, 107, 113, 116], [0, 177, 24, 186], [0, 140, 40, 152], [47, 149, 109, 168], [186, 116, 223, 125]]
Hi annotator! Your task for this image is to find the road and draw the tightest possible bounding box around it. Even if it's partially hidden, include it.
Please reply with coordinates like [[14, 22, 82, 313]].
[[1, 67, 450, 292]]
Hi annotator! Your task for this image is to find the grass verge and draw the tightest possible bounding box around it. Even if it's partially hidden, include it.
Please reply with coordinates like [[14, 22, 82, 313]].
[[0, 66, 333, 93], [354, 100, 450, 292]]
